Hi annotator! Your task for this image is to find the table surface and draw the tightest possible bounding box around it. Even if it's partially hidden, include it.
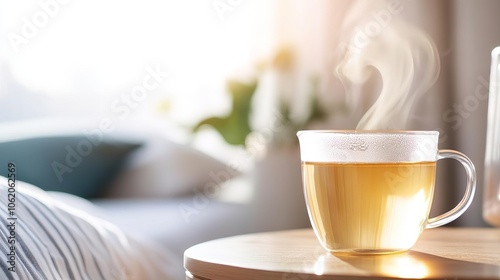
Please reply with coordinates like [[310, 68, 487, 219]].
[[184, 228, 500, 280]]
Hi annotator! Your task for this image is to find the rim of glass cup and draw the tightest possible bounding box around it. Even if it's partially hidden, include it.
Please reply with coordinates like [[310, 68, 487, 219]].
[[297, 130, 439, 136]]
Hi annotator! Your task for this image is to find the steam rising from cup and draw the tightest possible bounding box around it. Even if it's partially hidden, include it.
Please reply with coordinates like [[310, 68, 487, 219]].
[[337, 1, 440, 130]]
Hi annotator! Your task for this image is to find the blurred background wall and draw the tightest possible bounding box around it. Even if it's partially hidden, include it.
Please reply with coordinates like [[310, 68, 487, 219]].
[[1, 0, 499, 226]]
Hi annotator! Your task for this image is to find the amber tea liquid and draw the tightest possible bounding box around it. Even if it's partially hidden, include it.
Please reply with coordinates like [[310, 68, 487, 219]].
[[303, 161, 436, 253]]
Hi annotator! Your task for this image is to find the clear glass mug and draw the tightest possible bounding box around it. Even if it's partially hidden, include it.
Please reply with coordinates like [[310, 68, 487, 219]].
[[297, 130, 476, 254], [484, 47, 500, 226]]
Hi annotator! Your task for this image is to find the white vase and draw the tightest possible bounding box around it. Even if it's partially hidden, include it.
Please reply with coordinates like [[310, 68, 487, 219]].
[[250, 145, 311, 231]]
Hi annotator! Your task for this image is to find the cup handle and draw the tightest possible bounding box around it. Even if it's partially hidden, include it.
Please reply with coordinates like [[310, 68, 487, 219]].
[[426, 150, 476, 228]]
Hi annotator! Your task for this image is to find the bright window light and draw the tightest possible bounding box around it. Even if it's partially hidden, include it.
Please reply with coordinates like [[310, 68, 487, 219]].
[[0, 0, 275, 123]]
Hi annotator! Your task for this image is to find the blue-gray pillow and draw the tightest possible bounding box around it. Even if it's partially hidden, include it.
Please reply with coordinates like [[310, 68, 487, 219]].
[[0, 135, 141, 198]]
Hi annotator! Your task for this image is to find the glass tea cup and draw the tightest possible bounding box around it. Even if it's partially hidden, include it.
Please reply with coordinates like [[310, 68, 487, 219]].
[[297, 130, 476, 254]]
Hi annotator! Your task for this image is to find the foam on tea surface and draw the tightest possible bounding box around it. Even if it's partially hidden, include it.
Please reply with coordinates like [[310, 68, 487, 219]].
[[297, 131, 438, 163]]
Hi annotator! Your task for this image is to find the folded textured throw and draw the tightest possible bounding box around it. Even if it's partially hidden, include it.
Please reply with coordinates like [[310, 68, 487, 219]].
[[0, 176, 175, 280]]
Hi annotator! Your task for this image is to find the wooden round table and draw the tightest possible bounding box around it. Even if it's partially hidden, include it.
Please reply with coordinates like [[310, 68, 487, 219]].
[[184, 228, 500, 280]]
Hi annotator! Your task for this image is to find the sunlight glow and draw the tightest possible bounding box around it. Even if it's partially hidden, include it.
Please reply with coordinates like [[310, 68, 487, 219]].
[[1, 0, 274, 123], [382, 255, 429, 279]]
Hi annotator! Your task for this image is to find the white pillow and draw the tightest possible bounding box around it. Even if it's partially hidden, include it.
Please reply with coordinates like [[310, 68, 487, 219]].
[[104, 133, 239, 198], [0, 176, 176, 279]]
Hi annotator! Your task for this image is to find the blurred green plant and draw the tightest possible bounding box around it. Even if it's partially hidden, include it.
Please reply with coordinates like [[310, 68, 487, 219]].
[[193, 47, 341, 147], [193, 80, 258, 146]]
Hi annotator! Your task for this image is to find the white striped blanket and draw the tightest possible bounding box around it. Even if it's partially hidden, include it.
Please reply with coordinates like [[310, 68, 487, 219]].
[[0, 177, 175, 280]]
